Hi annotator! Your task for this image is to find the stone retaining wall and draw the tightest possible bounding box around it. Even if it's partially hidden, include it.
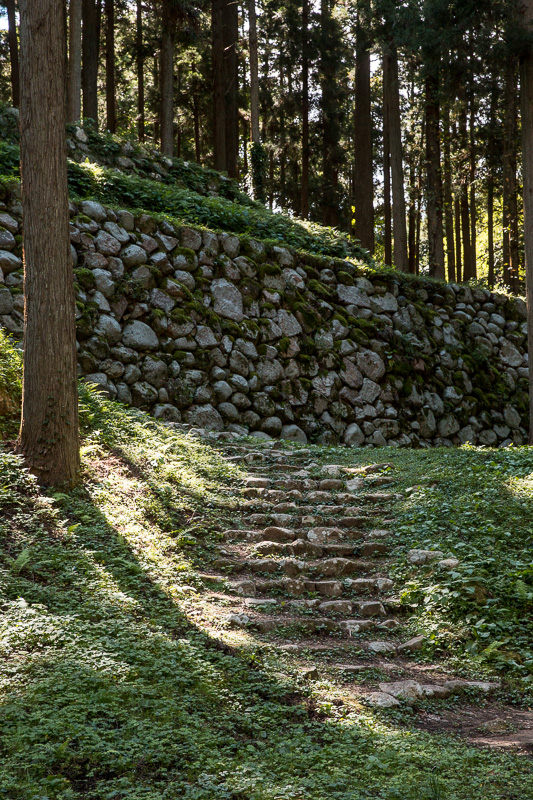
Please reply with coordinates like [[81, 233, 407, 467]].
[[0, 193, 529, 447]]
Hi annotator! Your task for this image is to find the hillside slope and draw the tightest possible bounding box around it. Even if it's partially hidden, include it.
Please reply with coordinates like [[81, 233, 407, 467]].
[[0, 108, 367, 261]]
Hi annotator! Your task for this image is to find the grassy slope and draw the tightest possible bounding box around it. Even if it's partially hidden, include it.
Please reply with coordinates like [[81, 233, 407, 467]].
[[1, 328, 533, 798], [0, 115, 368, 261]]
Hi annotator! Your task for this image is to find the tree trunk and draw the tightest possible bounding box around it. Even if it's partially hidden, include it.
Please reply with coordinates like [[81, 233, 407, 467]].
[[353, 14, 374, 252], [212, 0, 225, 171], [105, 0, 115, 133], [454, 193, 462, 282], [408, 152, 416, 274], [153, 54, 159, 144], [67, 0, 82, 121], [443, 106, 455, 282], [301, 0, 309, 219], [383, 68, 392, 266], [223, 0, 239, 177], [136, 0, 144, 141], [469, 96, 477, 279], [160, 0, 174, 157], [18, 0, 80, 486], [82, 0, 99, 125], [459, 103, 474, 279], [503, 59, 519, 292], [6, 0, 19, 107], [519, 0, 533, 443], [487, 180, 495, 288], [320, 0, 340, 228], [384, 46, 408, 271], [194, 90, 201, 163], [425, 71, 445, 278], [249, 0, 260, 144]]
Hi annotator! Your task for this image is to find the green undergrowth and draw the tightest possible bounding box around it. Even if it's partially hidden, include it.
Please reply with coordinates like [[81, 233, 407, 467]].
[[293, 443, 533, 691], [1, 391, 533, 798], [0, 139, 366, 261], [0, 331, 21, 437]]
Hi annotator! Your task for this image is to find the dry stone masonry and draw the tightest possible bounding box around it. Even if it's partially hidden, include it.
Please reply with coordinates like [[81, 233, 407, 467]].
[[0, 186, 529, 447]]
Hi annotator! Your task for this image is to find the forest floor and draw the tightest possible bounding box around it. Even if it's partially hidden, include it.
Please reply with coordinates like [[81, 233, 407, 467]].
[[1, 392, 533, 799]]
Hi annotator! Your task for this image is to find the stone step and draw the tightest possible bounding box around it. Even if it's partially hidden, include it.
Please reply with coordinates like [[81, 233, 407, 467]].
[[230, 575, 394, 598], [225, 613, 396, 636], [224, 594, 394, 620], [245, 556, 374, 578]]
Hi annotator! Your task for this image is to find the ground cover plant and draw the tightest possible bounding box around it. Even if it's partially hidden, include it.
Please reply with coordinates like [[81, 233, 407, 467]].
[[1, 372, 533, 798], [0, 137, 367, 261]]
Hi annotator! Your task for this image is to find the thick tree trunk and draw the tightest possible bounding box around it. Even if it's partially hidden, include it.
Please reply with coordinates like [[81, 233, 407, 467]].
[[425, 72, 445, 278], [383, 71, 392, 266], [223, 0, 239, 178], [384, 47, 408, 271], [82, 0, 99, 125], [301, 0, 309, 219], [6, 0, 19, 107], [212, 0, 225, 171], [520, 0, 533, 443], [443, 106, 455, 282], [160, 0, 174, 157], [353, 16, 374, 252], [68, 0, 82, 121], [18, 0, 80, 486], [136, 0, 144, 141], [105, 0, 116, 133]]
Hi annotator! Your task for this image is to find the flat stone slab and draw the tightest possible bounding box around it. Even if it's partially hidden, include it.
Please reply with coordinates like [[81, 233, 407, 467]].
[[408, 549, 444, 565]]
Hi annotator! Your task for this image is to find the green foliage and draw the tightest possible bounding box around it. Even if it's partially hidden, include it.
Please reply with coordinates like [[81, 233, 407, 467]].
[[0, 330, 21, 436], [248, 141, 268, 204], [0, 396, 532, 798]]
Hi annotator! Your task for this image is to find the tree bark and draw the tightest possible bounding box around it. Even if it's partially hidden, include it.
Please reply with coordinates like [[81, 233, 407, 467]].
[[301, 0, 309, 219], [383, 68, 392, 266], [520, 0, 533, 443], [18, 0, 80, 487], [425, 71, 445, 278], [454, 193, 462, 282], [6, 0, 20, 107], [105, 0, 116, 133], [353, 15, 374, 252], [249, 0, 259, 144], [223, 0, 239, 177], [82, 0, 99, 125], [160, 0, 174, 157], [443, 106, 455, 282], [384, 46, 408, 271], [459, 102, 474, 279], [320, 0, 340, 228], [487, 180, 495, 288], [503, 59, 519, 291], [469, 95, 477, 279], [67, 0, 82, 121], [136, 0, 144, 141], [212, 0, 225, 170]]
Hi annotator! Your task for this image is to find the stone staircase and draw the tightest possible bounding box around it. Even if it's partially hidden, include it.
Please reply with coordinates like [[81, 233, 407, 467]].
[[189, 437, 497, 711]]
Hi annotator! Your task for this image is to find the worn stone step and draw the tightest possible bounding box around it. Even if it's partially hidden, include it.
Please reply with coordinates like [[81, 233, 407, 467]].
[[229, 575, 394, 599], [246, 556, 372, 579]]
